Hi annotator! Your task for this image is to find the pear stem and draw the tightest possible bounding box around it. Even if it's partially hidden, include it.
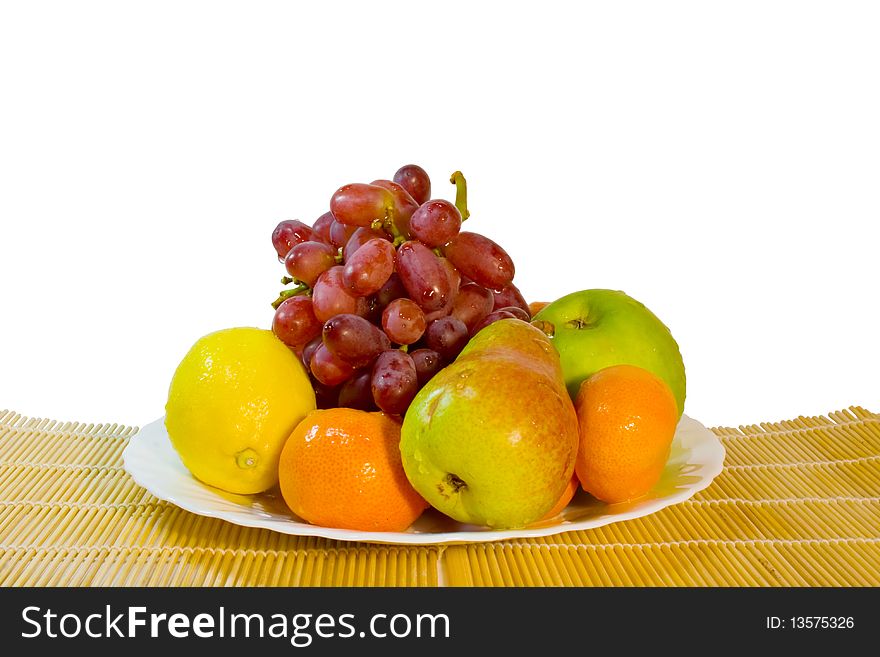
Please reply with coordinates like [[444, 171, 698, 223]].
[[449, 171, 470, 221]]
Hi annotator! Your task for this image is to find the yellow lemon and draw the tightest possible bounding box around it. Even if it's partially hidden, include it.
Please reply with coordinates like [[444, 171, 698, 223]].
[[165, 327, 315, 494]]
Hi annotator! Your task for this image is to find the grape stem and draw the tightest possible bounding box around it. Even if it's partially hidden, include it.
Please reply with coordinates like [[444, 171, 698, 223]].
[[280, 276, 294, 285], [271, 284, 309, 309], [450, 171, 470, 221], [373, 214, 404, 242]]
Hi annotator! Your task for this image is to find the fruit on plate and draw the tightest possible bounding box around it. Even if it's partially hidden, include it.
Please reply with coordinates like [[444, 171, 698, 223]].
[[574, 364, 678, 503], [161, 164, 696, 533], [278, 408, 428, 532], [533, 289, 686, 416], [400, 319, 579, 529], [165, 327, 316, 495]]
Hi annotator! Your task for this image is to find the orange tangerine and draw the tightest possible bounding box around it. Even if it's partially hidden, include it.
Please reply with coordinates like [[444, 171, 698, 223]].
[[574, 364, 678, 504], [278, 408, 428, 532]]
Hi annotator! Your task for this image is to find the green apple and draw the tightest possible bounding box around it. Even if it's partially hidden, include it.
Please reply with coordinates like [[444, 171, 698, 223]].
[[533, 289, 686, 415], [399, 319, 579, 529]]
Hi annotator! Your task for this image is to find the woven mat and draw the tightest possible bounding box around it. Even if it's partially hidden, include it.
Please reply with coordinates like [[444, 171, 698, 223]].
[[1, 406, 878, 587]]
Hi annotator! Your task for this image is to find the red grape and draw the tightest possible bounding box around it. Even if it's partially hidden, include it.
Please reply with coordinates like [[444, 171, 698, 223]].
[[272, 220, 316, 261], [396, 240, 451, 312], [423, 258, 459, 322], [452, 282, 495, 330], [302, 335, 323, 371], [329, 219, 358, 248], [497, 305, 530, 322], [337, 371, 376, 411], [411, 348, 442, 386], [272, 295, 322, 348], [312, 212, 335, 244], [382, 298, 427, 345], [370, 179, 419, 237], [284, 240, 336, 287], [311, 266, 369, 322], [371, 350, 418, 415], [425, 316, 469, 361], [443, 232, 515, 290], [342, 238, 396, 296], [342, 226, 391, 261], [375, 273, 407, 309], [471, 310, 518, 336], [310, 343, 355, 386], [321, 313, 391, 368], [492, 283, 530, 316], [409, 200, 462, 247], [393, 164, 431, 205], [330, 183, 394, 227], [439, 257, 461, 293]]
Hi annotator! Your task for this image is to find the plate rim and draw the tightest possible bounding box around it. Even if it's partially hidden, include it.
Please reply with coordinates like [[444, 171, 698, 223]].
[[122, 414, 726, 546]]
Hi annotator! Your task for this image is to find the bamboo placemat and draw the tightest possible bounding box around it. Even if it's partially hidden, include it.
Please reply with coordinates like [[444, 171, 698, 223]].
[[1, 406, 878, 586]]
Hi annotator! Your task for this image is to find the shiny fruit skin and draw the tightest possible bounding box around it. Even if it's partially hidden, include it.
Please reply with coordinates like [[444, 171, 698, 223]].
[[272, 295, 323, 348], [382, 298, 427, 345], [396, 240, 452, 312], [343, 238, 396, 296], [284, 241, 336, 287], [272, 220, 316, 261], [574, 365, 678, 503], [278, 409, 427, 532], [311, 266, 369, 323], [330, 183, 394, 228], [443, 232, 514, 290], [165, 328, 316, 495], [409, 199, 462, 247], [322, 313, 391, 368], [393, 164, 431, 205], [371, 350, 418, 415]]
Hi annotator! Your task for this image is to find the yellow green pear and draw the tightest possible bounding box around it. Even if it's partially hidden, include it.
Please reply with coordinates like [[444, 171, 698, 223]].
[[165, 327, 316, 494], [400, 319, 579, 529]]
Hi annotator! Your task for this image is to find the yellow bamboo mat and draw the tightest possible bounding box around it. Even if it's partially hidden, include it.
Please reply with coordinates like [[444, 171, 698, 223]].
[[1, 406, 878, 587]]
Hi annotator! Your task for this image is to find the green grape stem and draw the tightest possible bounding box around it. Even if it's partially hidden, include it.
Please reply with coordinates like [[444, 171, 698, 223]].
[[280, 276, 294, 285], [450, 171, 470, 221], [271, 284, 309, 310]]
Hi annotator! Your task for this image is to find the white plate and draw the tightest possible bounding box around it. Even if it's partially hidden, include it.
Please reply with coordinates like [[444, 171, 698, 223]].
[[123, 414, 725, 545]]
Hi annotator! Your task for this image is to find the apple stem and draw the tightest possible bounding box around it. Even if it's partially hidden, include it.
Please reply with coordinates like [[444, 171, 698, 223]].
[[449, 171, 470, 221], [271, 284, 309, 310]]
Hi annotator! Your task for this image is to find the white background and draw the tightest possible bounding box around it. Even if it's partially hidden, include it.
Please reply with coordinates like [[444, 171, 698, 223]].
[[1, 1, 878, 429]]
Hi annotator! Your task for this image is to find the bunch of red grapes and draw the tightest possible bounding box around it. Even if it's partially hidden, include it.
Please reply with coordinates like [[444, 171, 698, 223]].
[[270, 165, 531, 416]]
